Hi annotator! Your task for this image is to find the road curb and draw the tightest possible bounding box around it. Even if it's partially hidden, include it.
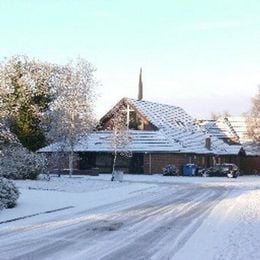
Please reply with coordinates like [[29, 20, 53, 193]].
[[0, 206, 74, 225]]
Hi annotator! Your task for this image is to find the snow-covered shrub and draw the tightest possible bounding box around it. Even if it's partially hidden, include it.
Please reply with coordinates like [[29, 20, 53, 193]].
[[0, 177, 19, 209], [0, 144, 47, 180], [0, 122, 20, 146], [162, 164, 179, 176]]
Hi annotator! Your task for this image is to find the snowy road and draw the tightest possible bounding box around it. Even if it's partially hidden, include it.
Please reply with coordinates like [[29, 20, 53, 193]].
[[0, 184, 228, 260]]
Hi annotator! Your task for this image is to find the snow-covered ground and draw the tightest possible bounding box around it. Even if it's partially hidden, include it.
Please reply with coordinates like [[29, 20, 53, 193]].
[[0, 174, 260, 260], [1, 175, 159, 225]]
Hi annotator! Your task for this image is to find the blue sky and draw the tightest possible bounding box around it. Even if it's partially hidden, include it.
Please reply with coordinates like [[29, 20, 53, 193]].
[[0, 0, 259, 118]]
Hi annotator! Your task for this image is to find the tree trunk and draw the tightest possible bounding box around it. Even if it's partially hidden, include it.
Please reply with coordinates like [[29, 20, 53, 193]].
[[111, 152, 117, 181], [69, 149, 74, 177]]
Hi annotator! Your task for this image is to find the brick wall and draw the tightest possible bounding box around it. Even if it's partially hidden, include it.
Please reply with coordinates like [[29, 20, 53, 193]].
[[217, 155, 241, 166], [143, 153, 248, 174], [45, 151, 260, 175], [213, 155, 260, 174], [143, 153, 190, 174], [240, 156, 260, 174]]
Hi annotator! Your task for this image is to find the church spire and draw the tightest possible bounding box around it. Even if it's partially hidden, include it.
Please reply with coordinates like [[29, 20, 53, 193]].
[[138, 68, 143, 100]]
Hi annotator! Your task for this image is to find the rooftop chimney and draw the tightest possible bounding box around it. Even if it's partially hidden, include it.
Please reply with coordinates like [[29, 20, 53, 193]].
[[205, 137, 211, 150], [138, 68, 143, 100]]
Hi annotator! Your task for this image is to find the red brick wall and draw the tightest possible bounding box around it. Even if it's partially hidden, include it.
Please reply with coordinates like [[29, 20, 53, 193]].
[[143, 153, 190, 174], [45, 151, 260, 175], [214, 155, 260, 174], [217, 155, 241, 166], [240, 156, 260, 174], [143, 153, 249, 174]]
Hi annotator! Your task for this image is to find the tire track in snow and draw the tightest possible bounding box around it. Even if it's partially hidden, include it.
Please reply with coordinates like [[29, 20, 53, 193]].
[[0, 185, 193, 256], [0, 185, 228, 260], [87, 188, 227, 260]]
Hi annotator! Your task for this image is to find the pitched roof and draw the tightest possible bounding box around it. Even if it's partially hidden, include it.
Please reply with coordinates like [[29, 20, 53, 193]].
[[200, 116, 259, 155], [39, 130, 181, 153], [199, 116, 248, 142], [201, 116, 260, 156], [225, 116, 249, 142], [126, 98, 239, 155], [242, 142, 260, 156], [39, 98, 242, 155], [126, 98, 196, 130]]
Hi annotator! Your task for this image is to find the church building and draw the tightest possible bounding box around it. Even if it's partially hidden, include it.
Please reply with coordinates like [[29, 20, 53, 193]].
[[40, 69, 251, 174]]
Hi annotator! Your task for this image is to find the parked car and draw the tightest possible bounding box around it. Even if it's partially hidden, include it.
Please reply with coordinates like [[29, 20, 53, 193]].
[[203, 163, 239, 178]]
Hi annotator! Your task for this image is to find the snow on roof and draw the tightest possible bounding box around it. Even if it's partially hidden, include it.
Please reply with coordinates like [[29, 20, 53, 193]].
[[199, 116, 250, 143], [40, 98, 242, 155], [199, 116, 259, 155], [126, 98, 240, 155], [39, 130, 181, 153], [242, 142, 260, 156], [198, 119, 238, 141], [127, 98, 196, 130], [225, 116, 249, 142]]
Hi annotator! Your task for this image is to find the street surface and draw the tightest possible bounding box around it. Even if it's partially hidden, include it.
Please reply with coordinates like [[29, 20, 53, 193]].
[[0, 183, 228, 260]]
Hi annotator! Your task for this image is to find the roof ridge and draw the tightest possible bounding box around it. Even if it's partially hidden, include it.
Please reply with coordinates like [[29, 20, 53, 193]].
[[126, 97, 181, 110], [223, 117, 240, 142]]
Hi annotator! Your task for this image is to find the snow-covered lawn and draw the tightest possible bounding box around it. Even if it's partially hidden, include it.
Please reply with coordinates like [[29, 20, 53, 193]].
[[1, 175, 159, 225], [0, 174, 260, 260]]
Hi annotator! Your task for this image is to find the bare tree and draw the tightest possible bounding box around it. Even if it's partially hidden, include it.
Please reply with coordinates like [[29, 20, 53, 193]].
[[210, 111, 230, 120], [210, 112, 221, 120], [48, 58, 97, 177], [43, 112, 67, 176], [246, 86, 260, 142], [109, 105, 132, 181]]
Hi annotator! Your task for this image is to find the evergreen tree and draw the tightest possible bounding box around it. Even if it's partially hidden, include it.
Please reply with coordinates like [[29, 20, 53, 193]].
[[0, 56, 54, 151]]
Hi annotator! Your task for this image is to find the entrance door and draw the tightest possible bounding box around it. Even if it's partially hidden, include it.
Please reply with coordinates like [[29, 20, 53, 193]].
[[79, 153, 96, 170], [130, 153, 144, 174]]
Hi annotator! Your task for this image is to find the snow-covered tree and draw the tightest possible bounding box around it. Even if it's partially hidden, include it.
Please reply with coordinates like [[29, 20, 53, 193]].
[[47, 58, 97, 177], [0, 117, 45, 181], [0, 177, 19, 210], [246, 86, 260, 143], [0, 122, 19, 147], [0, 144, 47, 180], [109, 105, 132, 181], [0, 55, 55, 151], [0, 123, 48, 181], [210, 111, 231, 120]]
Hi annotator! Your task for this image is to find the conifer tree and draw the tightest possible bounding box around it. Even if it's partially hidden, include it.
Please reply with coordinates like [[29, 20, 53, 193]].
[[0, 56, 54, 151]]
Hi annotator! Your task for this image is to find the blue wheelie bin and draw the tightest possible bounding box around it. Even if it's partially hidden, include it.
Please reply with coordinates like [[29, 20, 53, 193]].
[[183, 164, 197, 176]]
